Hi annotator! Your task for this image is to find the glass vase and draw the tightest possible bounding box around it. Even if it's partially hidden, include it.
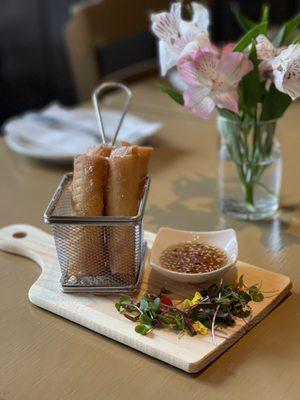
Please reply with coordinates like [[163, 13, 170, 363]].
[[217, 116, 282, 221]]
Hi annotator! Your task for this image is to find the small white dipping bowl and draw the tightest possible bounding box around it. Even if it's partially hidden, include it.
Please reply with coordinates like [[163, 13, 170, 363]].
[[150, 227, 238, 283]]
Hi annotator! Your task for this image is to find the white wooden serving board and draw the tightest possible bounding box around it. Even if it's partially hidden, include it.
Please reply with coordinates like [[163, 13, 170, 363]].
[[0, 224, 292, 373]]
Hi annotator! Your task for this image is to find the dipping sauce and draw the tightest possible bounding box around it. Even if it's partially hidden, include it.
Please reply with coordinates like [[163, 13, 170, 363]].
[[159, 241, 228, 273]]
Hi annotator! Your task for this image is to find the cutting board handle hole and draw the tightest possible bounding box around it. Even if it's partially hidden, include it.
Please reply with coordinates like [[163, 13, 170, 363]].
[[12, 231, 27, 239]]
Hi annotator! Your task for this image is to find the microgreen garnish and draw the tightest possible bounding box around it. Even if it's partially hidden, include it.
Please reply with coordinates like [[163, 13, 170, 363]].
[[115, 276, 264, 344]]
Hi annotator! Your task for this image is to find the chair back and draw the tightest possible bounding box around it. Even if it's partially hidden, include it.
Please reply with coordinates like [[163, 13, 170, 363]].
[[65, 0, 170, 101]]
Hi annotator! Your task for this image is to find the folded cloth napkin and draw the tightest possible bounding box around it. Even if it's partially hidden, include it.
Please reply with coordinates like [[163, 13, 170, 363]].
[[3, 103, 162, 161]]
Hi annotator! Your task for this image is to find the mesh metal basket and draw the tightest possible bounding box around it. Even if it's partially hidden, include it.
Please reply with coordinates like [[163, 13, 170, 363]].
[[44, 173, 150, 294]]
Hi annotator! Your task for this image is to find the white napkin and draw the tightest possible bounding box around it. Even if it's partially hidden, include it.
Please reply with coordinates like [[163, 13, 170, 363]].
[[3, 103, 162, 161]]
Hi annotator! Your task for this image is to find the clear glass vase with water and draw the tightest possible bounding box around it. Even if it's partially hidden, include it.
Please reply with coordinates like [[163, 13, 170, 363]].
[[218, 116, 281, 221]]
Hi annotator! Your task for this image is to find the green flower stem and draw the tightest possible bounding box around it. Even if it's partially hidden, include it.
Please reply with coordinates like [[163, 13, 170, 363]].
[[244, 184, 255, 211], [255, 181, 278, 200]]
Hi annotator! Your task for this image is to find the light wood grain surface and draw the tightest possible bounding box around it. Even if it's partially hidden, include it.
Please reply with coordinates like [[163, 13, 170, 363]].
[[0, 78, 300, 399], [0, 224, 291, 374]]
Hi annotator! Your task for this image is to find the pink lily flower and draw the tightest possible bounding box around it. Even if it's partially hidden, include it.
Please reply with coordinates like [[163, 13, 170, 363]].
[[151, 2, 210, 76], [178, 48, 253, 119], [221, 43, 236, 57], [272, 44, 300, 100]]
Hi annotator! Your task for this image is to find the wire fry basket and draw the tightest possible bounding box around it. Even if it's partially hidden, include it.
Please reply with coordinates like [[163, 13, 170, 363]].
[[44, 173, 150, 294]]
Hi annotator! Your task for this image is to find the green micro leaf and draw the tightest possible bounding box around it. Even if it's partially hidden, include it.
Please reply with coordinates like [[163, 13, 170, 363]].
[[119, 295, 131, 303], [248, 285, 259, 295], [140, 314, 153, 325], [139, 298, 149, 313], [152, 297, 162, 312], [158, 315, 171, 325], [174, 315, 185, 331], [115, 295, 131, 312], [117, 281, 265, 338], [217, 297, 231, 305], [252, 292, 264, 302], [238, 309, 252, 318], [239, 291, 252, 303], [234, 22, 267, 52], [159, 85, 184, 105], [238, 275, 245, 287], [135, 324, 151, 335]]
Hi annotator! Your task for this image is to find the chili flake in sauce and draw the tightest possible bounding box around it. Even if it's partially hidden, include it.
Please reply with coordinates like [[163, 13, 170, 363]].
[[159, 241, 228, 273]]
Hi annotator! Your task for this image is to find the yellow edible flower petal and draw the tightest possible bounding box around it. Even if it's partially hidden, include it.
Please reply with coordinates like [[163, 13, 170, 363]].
[[183, 291, 203, 309], [191, 291, 202, 305], [193, 321, 208, 336], [183, 299, 193, 309]]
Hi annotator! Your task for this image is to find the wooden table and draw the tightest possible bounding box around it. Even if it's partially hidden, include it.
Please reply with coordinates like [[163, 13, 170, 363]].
[[1, 78, 300, 400]]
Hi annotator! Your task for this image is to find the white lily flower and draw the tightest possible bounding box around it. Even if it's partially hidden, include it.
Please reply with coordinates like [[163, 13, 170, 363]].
[[256, 34, 283, 76], [151, 2, 210, 76], [272, 44, 300, 100]]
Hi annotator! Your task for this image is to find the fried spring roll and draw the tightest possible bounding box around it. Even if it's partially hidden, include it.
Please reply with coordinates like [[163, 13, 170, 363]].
[[137, 146, 153, 198], [121, 141, 153, 198], [106, 146, 140, 216], [87, 144, 114, 157], [72, 154, 107, 216], [137, 146, 153, 179], [69, 154, 108, 276], [106, 147, 140, 277]]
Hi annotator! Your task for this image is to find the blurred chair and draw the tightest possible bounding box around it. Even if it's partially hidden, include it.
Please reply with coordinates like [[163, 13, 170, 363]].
[[64, 0, 170, 101]]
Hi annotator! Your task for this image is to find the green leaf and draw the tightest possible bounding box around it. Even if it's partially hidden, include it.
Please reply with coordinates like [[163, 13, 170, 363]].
[[159, 85, 184, 105], [234, 22, 267, 52], [261, 5, 269, 25], [231, 3, 255, 32], [217, 107, 239, 121], [273, 14, 300, 47], [239, 40, 263, 112], [135, 324, 151, 335], [181, 1, 193, 20], [261, 84, 291, 120], [294, 35, 300, 44]]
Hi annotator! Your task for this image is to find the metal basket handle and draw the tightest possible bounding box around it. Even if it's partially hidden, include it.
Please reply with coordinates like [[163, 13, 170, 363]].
[[92, 82, 132, 145]]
